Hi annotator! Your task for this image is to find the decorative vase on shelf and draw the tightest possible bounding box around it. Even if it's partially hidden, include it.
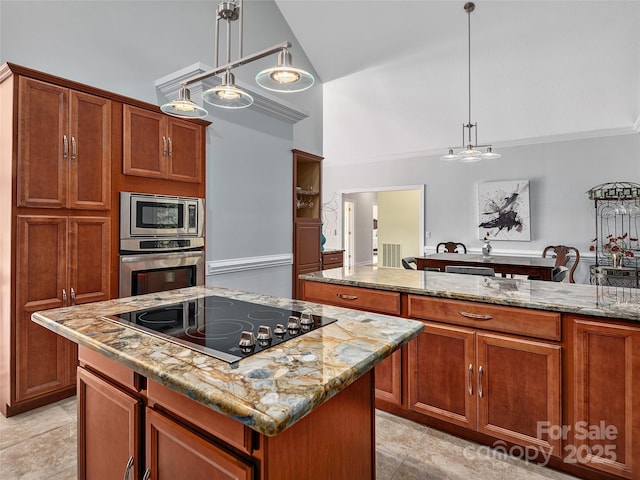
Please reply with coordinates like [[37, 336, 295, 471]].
[[611, 251, 623, 268], [321, 231, 326, 252], [482, 239, 492, 259]]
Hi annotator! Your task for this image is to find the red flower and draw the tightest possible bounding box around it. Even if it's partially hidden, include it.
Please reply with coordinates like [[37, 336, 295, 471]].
[[589, 245, 595, 251]]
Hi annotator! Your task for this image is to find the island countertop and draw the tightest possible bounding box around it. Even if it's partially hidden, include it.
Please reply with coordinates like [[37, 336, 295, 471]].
[[31, 285, 423, 436], [300, 265, 640, 323]]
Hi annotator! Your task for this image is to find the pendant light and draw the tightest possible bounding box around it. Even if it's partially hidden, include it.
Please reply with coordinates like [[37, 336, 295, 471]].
[[160, 0, 314, 117], [441, 2, 500, 162], [160, 86, 209, 119]]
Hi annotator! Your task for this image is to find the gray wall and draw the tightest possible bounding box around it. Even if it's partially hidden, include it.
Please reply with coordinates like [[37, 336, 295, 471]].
[[324, 133, 640, 284], [1, 0, 323, 297]]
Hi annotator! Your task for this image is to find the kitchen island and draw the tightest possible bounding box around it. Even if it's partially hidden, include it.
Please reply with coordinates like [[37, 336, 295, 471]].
[[32, 285, 423, 480], [300, 266, 640, 480]]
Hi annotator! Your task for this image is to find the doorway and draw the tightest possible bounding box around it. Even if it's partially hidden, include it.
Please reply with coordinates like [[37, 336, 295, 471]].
[[340, 185, 425, 268]]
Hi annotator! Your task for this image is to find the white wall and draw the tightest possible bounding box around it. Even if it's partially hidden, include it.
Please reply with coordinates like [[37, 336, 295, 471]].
[[323, 133, 640, 283], [1, 0, 323, 298]]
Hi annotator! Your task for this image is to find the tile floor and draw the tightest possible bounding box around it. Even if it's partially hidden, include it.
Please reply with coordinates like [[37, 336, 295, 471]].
[[0, 398, 580, 480]]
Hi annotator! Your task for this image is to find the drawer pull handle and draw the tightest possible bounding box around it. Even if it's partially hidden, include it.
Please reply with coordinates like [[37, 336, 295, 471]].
[[336, 293, 358, 300], [459, 311, 493, 321], [468, 364, 473, 396], [478, 365, 484, 398]]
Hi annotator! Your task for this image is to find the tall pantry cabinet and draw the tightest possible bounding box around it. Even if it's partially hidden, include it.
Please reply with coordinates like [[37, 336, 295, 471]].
[[0, 64, 112, 416], [292, 150, 323, 299]]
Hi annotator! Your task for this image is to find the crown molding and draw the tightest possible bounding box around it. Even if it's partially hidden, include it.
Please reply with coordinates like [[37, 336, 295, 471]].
[[155, 63, 308, 124], [328, 126, 639, 166]]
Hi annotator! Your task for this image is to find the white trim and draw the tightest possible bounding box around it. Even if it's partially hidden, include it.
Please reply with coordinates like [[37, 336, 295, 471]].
[[206, 254, 293, 275], [155, 62, 309, 124]]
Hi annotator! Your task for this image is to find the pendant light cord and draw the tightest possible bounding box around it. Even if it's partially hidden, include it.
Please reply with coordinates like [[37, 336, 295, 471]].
[[467, 4, 472, 145]]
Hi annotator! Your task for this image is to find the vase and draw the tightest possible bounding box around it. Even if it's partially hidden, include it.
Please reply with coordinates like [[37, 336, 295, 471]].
[[611, 251, 623, 268], [482, 240, 492, 259], [321, 231, 326, 252]]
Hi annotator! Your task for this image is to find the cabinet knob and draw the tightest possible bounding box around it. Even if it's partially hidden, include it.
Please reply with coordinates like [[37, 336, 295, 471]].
[[62, 288, 67, 307], [63, 135, 69, 160], [478, 365, 484, 398], [162, 136, 168, 156], [142, 468, 151, 480], [71, 136, 77, 161], [71, 287, 76, 306]]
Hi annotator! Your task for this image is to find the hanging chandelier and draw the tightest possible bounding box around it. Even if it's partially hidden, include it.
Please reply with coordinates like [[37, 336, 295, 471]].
[[161, 0, 315, 118], [441, 2, 500, 162]]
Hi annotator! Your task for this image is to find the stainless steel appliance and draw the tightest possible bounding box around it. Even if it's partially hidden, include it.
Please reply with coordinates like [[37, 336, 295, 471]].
[[106, 295, 337, 363], [120, 192, 204, 252], [119, 192, 206, 297], [119, 250, 205, 297]]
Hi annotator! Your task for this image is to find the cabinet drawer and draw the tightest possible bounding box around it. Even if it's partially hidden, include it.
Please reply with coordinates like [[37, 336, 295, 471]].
[[322, 251, 343, 269], [147, 379, 252, 455], [407, 296, 560, 341], [79, 345, 141, 392], [302, 281, 401, 315]]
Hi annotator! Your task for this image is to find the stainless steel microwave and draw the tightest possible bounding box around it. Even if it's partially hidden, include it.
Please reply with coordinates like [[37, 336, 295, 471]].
[[120, 192, 205, 252]]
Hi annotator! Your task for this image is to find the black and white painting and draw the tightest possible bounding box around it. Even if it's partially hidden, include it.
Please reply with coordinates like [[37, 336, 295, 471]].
[[478, 180, 530, 241]]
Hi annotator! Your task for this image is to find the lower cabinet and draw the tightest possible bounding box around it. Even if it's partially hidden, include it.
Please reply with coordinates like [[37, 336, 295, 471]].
[[570, 317, 640, 479], [408, 322, 562, 456], [146, 409, 253, 480], [77, 367, 141, 480], [78, 345, 375, 480]]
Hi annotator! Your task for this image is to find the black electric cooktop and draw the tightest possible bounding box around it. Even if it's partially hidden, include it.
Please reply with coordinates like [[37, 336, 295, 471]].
[[109, 295, 337, 364]]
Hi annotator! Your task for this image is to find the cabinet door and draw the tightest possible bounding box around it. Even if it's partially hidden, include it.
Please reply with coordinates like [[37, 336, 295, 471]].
[[408, 322, 476, 429], [69, 217, 111, 304], [145, 408, 253, 480], [123, 105, 166, 179], [17, 77, 68, 208], [375, 349, 402, 405], [572, 319, 639, 479], [476, 333, 562, 456], [15, 216, 73, 403], [69, 91, 111, 209], [167, 118, 203, 183], [77, 367, 141, 480], [293, 223, 321, 298]]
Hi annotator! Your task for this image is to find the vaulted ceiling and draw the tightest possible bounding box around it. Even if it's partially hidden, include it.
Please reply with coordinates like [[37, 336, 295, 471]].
[[275, 0, 640, 163]]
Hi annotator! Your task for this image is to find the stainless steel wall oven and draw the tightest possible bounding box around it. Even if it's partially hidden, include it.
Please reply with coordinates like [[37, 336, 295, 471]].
[[119, 192, 205, 297]]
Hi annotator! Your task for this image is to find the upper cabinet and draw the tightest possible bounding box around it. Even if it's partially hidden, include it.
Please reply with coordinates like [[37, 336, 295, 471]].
[[123, 105, 204, 184], [17, 77, 112, 210], [293, 149, 322, 222]]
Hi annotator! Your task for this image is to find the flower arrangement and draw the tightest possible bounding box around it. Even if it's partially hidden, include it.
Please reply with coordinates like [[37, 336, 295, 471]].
[[590, 233, 637, 258]]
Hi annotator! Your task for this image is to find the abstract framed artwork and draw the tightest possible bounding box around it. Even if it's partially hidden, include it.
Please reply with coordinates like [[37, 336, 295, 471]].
[[478, 180, 531, 241]]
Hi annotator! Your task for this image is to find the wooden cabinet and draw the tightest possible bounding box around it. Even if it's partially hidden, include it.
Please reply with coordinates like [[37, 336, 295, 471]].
[[12, 215, 110, 408], [322, 250, 344, 270], [407, 298, 562, 456], [79, 346, 375, 480], [300, 280, 402, 404], [77, 367, 141, 480], [146, 409, 253, 480], [570, 318, 640, 479], [292, 149, 323, 299], [17, 76, 111, 210], [123, 105, 203, 183]]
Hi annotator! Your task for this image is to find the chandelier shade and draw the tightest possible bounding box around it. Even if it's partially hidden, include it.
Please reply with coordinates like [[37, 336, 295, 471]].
[[256, 50, 315, 92], [202, 70, 254, 109], [160, 86, 209, 119]]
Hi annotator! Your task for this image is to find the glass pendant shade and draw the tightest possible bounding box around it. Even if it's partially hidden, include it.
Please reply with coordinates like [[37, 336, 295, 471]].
[[441, 149, 461, 161], [481, 146, 501, 159], [256, 50, 314, 92], [160, 86, 208, 119], [202, 70, 254, 109]]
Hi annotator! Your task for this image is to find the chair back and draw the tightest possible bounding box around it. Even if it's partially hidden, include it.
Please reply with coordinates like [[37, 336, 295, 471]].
[[542, 245, 580, 283], [436, 242, 467, 254], [402, 257, 417, 270], [445, 265, 495, 276]]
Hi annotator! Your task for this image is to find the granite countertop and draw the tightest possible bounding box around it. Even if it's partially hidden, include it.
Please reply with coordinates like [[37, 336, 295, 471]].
[[301, 266, 640, 322], [32, 285, 423, 436]]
